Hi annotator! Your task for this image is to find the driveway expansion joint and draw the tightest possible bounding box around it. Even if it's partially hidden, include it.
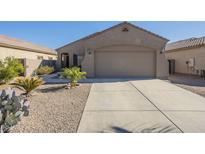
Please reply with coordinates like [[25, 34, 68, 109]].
[[84, 110, 159, 112], [128, 81, 184, 133]]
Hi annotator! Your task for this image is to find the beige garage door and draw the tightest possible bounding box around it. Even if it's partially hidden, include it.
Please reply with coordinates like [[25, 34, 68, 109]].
[[95, 50, 156, 77]]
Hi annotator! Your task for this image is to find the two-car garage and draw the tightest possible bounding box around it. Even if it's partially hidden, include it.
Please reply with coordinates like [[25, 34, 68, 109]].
[[95, 49, 156, 78]]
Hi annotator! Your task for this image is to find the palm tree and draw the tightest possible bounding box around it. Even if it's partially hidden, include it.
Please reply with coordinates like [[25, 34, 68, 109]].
[[61, 67, 86, 88]]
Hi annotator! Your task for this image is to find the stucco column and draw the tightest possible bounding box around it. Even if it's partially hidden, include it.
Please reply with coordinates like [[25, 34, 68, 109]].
[[68, 52, 73, 67], [156, 49, 169, 78], [81, 49, 95, 77]]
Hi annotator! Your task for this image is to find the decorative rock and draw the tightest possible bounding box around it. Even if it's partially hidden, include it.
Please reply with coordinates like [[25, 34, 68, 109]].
[[10, 84, 91, 133]]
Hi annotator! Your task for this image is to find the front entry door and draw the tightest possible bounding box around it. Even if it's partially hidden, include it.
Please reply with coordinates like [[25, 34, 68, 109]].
[[61, 53, 69, 68]]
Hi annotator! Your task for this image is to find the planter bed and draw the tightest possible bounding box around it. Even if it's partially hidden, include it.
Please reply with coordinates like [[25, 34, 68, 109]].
[[168, 74, 205, 97], [10, 83, 91, 133]]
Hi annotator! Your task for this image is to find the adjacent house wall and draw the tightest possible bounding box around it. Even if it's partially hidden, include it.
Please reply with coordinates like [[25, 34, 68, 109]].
[[24, 59, 56, 76], [0, 46, 57, 76], [165, 46, 205, 75], [24, 59, 42, 76], [0, 46, 57, 60]]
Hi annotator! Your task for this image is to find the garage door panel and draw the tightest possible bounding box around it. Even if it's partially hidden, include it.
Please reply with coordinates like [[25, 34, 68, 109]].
[[95, 50, 155, 77]]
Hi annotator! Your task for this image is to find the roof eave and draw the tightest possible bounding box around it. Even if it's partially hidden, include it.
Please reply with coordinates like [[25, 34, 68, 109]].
[[0, 43, 57, 56], [56, 22, 169, 51], [125, 22, 169, 42], [165, 44, 205, 53]]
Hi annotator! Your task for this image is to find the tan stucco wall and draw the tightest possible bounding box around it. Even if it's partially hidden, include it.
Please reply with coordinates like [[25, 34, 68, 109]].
[[0, 46, 57, 60], [165, 46, 205, 74], [156, 50, 169, 78], [0, 46, 57, 76], [57, 23, 168, 78], [24, 59, 42, 76]]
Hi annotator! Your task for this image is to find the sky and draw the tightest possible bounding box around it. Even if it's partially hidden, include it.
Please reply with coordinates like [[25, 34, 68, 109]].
[[0, 21, 205, 49]]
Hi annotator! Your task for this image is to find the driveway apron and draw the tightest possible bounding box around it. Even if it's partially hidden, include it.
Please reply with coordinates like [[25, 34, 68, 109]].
[[78, 79, 182, 133], [131, 79, 205, 132]]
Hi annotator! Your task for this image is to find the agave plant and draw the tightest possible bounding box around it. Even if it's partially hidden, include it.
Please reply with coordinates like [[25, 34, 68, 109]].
[[61, 67, 86, 87], [11, 77, 44, 96], [0, 89, 29, 133]]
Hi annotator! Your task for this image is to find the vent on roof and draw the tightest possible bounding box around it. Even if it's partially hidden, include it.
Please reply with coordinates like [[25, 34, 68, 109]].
[[122, 27, 129, 32]]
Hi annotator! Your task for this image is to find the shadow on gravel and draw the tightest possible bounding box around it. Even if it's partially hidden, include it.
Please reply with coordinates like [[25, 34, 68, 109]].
[[37, 85, 66, 93], [168, 74, 205, 87]]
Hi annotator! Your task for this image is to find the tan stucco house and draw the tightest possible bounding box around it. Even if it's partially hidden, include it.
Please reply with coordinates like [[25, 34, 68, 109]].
[[165, 37, 205, 75], [57, 22, 169, 78], [0, 35, 57, 76]]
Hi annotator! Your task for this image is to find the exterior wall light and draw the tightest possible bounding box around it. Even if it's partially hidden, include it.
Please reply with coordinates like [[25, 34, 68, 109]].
[[87, 49, 92, 55]]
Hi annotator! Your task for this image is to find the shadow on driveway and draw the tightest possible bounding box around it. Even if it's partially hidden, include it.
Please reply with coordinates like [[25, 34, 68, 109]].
[[100, 124, 176, 133], [43, 72, 155, 84]]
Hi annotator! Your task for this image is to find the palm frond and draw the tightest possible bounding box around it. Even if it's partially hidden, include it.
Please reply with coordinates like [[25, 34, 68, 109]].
[[11, 77, 44, 96], [61, 67, 87, 87]]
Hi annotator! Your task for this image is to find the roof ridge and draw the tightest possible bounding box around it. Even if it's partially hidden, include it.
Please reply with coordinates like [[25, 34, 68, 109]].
[[56, 22, 169, 50], [125, 22, 169, 41], [168, 38, 195, 45], [0, 34, 56, 55], [169, 36, 205, 44], [0, 34, 54, 50], [165, 36, 205, 51]]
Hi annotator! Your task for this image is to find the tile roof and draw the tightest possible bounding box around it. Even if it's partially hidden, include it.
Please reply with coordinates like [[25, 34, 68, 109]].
[[0, 35, 57, 55], [165, 36, 205, 51], [57, 22, 169, 50]]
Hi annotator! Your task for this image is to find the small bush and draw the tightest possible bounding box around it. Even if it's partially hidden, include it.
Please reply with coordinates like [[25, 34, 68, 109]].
[[0, 90, 30, 133], [11, 77, 44, 96], [61, 67, 86, 87], [0, 57, 25, 84], [36, 66, 54, 75]]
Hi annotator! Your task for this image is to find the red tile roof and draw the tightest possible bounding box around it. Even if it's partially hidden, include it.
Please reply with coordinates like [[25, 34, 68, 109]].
[[57, 22, 169, 50], [165, 37, 205, 51]]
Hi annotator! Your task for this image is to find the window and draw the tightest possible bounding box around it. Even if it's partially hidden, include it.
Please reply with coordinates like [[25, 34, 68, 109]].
[[73, 54, 78, 66], [37, 56, 43, 60], [48, 57, 53, 60]]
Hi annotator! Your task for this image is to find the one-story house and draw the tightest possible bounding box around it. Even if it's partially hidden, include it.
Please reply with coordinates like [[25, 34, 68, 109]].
[[56, 22, 169, 78], [0, 35, 57, 76], [165, 37, 205, 75]]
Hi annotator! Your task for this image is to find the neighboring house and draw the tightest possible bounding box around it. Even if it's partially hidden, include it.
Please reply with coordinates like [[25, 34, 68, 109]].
[[0, 35, 57, 76], [165, 37, 205, 75], [56, 22, 169, 78]]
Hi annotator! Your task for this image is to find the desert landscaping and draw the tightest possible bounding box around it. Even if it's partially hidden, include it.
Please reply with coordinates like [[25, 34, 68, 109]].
[[168, 74, 205, 98], [9, 83, 91, 133], [0, 57, 90, 133]]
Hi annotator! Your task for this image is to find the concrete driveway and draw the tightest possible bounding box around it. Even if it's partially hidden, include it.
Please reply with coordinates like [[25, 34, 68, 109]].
[[77, 79, 205, 133]]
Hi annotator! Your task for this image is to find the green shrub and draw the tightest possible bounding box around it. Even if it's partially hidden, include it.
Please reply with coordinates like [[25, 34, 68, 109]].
[[36, 66, 54, 75], [11, 77, 44, 96], [0, 57, 25, 84], [61, 67, 86, 87]]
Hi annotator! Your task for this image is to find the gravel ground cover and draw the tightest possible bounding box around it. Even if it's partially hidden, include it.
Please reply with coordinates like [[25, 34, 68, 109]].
[[168, 74, 205, 97], [10, 83, 91, 133]]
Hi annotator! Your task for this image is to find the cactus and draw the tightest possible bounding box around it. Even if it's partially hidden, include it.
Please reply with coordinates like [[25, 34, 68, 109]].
[[0, 89, 30, 133]]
